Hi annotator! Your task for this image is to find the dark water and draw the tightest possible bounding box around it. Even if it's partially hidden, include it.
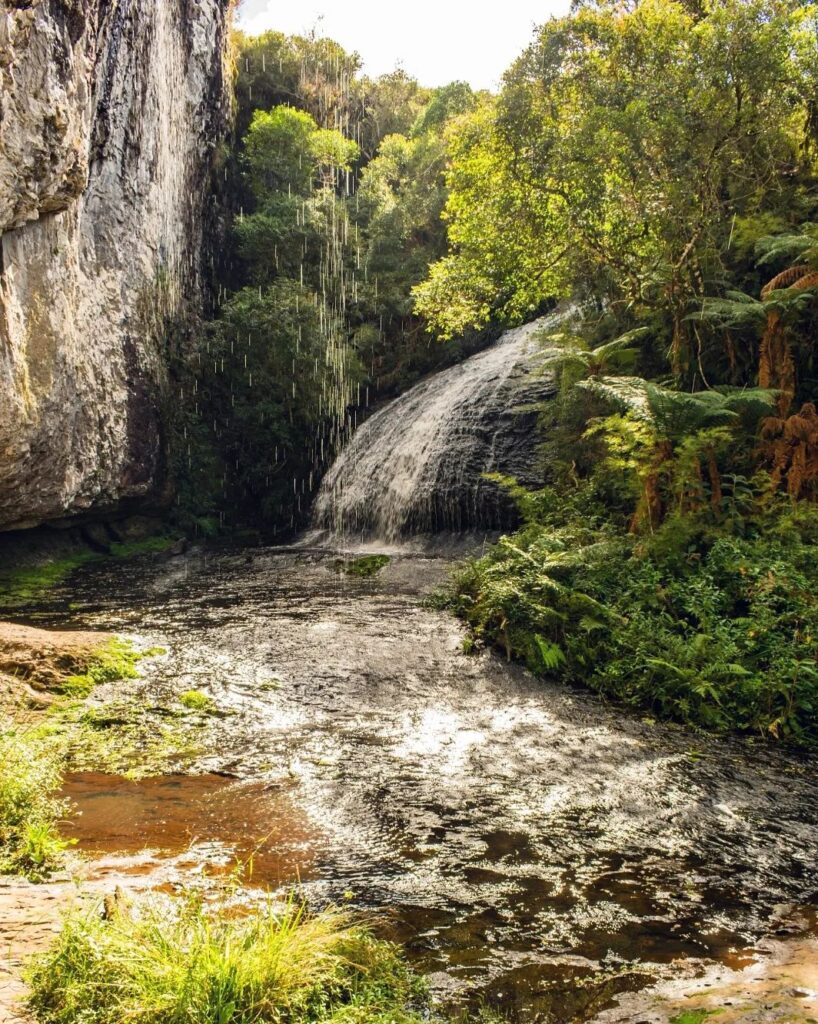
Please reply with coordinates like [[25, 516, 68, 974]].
[[25, 546, 818, 1020]]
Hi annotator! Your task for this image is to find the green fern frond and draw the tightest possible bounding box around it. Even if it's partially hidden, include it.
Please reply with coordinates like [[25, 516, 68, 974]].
[[534, 636, 567, 671], [755, 225, 818, 266], [686, 295, 765, 328], [591, 327, 651, 359], [575, 376, 651, 418]]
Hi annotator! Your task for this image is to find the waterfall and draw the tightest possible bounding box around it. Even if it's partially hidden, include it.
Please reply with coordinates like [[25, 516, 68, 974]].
[[312, 315, 560, 542]]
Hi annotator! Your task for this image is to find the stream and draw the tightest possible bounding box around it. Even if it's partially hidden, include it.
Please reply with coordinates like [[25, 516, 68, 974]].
[[17, 544, 818, 1021]]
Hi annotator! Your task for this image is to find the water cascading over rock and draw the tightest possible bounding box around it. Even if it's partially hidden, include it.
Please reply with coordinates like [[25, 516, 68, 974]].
[[312, 317, 558, 541], [0, 0, 231, 530]]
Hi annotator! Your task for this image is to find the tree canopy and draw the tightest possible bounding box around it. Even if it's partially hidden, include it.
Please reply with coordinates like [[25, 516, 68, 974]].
[[414, 0, 818, 359]]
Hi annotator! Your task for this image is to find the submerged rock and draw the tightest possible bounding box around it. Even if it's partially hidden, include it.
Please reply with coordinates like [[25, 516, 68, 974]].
[[0, 1, 231, 531]]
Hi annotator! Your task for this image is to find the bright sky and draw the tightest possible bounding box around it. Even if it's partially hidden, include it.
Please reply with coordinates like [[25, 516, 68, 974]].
[[236, 1, 571, 92]]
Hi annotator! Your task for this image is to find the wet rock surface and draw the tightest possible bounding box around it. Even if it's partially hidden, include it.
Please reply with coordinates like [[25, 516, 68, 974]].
[[0, 620, 110, 710], [13, 545, 818, 1020], [595, 908, 818, 1024], [0, 0, 231, 530], [313, 319, 558, 539], [0, 875, 68, 1024]]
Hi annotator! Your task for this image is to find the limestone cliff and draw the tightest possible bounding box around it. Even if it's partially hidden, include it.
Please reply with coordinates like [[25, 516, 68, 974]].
[[0, 0, 231, 530]]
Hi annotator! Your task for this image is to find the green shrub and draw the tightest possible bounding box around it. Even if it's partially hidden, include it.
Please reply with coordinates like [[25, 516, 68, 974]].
[[27, 894, 429, 1024], [449, 496, 818, 743], [0, 728, 71, 880]]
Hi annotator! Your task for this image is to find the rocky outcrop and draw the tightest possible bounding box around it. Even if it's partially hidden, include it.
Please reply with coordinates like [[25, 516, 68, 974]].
[[0, 0, 231, 530], [0, 620, 111, 708], [312, 317, 559, 540]]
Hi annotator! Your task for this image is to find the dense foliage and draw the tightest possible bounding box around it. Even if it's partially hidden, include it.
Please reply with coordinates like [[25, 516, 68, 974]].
[[421, 0, 818, 743], [415, 0, 818, 354], [176, 31, 486, 533], [448, 485, 818, 742]]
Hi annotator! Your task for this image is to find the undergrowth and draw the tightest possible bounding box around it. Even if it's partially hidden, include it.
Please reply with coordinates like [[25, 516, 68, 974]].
[[27, 894, 430, 1024], [448, 486, 818, 744], [0, 728, 71, 880]]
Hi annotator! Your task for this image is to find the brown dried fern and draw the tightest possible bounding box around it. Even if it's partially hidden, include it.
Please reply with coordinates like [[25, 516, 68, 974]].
[[760, 264, 813, 299], [759, 403, 818, 499]]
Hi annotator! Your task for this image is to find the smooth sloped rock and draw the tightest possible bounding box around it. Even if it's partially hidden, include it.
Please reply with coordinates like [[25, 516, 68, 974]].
[[312, 317, 558, 540]]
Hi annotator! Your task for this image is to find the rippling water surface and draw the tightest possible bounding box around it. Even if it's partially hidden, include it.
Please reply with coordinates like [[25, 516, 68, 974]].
[[27, 546, 818, 1020]]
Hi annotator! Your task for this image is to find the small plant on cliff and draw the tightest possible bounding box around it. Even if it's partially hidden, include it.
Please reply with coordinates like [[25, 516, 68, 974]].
[[27, 892, 429, 1024], [0, 726, 71, 881]]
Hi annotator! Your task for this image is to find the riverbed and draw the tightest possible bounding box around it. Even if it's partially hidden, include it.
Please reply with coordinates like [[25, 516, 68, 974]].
[[12, 545, 818, 1021]]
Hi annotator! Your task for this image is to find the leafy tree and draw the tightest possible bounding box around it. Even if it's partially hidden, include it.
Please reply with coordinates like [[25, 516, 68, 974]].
[[410, 81, 477, 137], [233, 30, 362, 138], [244, 107, 358, 200], [354, 71, 431, 160], [415, 0, 818, 366], [348, 84, 490, 392], [198, 281, 362, 523]]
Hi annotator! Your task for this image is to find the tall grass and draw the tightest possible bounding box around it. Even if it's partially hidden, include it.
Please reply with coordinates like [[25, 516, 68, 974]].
[[28, 894, 429, 1024], [0, 726, 70, 880]]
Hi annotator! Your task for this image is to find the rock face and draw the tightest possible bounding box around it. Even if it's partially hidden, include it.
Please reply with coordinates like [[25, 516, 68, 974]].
[[0, 0, 231, 530], [312, 317, 559, 541]]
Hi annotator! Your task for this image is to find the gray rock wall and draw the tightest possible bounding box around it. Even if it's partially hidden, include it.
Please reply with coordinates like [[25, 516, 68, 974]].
[[0, 0, 231, 530]]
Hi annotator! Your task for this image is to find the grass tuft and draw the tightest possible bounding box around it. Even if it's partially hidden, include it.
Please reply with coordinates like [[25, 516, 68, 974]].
[[27, 893, 429, 1024], [0, 727, 71, 880], [179, 689, 217, 713]]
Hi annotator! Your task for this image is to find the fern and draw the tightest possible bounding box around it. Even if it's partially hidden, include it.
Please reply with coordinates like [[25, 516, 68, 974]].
[[575, 375, 651, 418], [686, 294, 765, 329], [754, 225, 818, 266], [577, 378, 776, 439], [534, 636, 567, 671], [538, 327, 650, 384]]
